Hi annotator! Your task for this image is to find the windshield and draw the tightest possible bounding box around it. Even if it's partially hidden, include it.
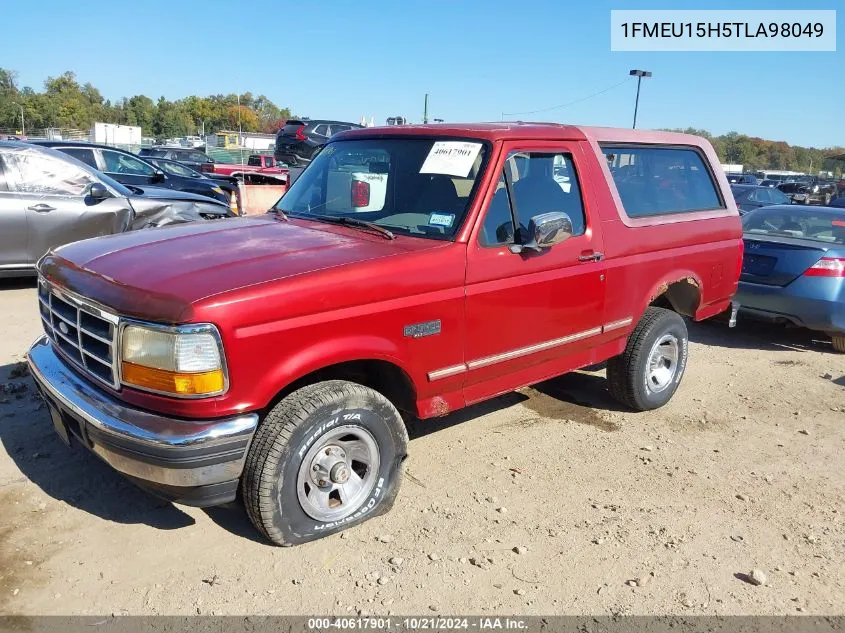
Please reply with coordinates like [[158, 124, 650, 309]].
[[158, 160, 201, 178], [743, 207, 845, 244], [275, 137, 489, 240]]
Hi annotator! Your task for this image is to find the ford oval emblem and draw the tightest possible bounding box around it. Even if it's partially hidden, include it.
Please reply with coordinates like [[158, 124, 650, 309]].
[[58, 321, 69, 335]]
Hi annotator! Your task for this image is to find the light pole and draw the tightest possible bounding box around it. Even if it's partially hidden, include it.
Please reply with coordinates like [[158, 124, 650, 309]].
[[629, 69, 652, 129], [12, 102, 25, 137]]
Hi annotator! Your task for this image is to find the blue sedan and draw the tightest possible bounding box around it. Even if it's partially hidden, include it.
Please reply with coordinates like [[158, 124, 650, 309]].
[[735, 205, 845, 352]]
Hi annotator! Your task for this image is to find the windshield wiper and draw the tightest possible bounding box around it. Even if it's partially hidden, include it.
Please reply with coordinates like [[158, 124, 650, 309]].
[[291, 213, 395, 240]]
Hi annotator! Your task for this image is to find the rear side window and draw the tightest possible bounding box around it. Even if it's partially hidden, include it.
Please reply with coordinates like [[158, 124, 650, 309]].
[[312, 124, 329, 137], [59, 147, 98, 169], [603, 146, 722, 217]]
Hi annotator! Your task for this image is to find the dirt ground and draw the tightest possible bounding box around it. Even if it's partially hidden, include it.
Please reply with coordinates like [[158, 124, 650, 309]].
[[1, 277, 843, 617]]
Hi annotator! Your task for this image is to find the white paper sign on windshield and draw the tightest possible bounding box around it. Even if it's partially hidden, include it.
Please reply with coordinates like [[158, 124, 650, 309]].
[[419, 141, 483, 178]]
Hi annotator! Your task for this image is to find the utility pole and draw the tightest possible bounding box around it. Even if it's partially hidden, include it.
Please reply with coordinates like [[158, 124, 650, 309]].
[[423, 93, 429, 124], [13, 102, 24, 137], [629, 69, 652, 129]]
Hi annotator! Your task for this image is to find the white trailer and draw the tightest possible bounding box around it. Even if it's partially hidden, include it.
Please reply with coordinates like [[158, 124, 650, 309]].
[[91, 123, 142, 147]]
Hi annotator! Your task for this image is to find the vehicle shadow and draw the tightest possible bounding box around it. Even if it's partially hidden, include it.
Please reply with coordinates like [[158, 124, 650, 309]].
[[0, 277, 37, 291], [688, 318, 834, 353], [406, 368, 626, 441], [0, 362, 195, 531]]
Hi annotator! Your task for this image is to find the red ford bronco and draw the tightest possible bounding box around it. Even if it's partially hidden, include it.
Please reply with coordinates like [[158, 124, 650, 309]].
[[28, 123, 743, 545]]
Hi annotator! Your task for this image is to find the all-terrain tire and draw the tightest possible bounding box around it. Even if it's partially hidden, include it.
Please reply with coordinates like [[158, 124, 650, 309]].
[[607, 307, 689, 411], [241, 380, 408, 546], [832, 335, 845, 353]]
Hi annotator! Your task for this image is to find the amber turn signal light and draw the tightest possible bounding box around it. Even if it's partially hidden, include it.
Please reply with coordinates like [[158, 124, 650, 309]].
[[121, 361, 225, 396]]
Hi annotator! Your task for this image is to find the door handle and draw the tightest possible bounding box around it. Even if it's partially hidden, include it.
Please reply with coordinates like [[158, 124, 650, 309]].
[[578, 251, 604, 262], [27, 204, 55, 213]]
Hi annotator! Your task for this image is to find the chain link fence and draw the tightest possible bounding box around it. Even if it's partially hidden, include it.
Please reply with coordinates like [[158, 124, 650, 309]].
[[1, 128, 276, 166]]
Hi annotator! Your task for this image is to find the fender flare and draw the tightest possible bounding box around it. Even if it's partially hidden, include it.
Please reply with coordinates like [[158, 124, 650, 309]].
[[256, 335, 416, 409]]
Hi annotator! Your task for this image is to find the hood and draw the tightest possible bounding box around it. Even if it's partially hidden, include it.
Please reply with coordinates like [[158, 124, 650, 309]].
[[127, 185, 227, 206], [39, 216, 439, 322]]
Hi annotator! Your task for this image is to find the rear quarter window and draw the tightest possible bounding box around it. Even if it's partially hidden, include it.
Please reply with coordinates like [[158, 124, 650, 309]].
[[602, 145, 723, 217]]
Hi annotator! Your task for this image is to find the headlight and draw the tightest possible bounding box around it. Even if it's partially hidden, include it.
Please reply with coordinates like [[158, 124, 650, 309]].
[[120, 323, 227, 397]]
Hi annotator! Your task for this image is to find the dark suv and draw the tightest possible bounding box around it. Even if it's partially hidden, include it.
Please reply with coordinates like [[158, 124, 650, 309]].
[[138, 147, 215, 173], [274, 119, 363, 166]]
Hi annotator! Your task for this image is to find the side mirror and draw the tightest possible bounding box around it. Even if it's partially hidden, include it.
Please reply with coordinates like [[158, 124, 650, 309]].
[[509, 212, 573, 254], [88, 183, 112, 201], [152, 170, 165, 183]]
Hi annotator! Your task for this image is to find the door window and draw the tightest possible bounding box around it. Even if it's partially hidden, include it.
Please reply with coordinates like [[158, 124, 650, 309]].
[[102, 150, 156, 176], [480, 151, 586, 246], [3, 150, 95, 195], [60, 147, 99, 169]]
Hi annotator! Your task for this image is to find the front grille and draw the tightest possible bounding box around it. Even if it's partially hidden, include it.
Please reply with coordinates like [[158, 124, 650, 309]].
[[38, 280, 120, 389]]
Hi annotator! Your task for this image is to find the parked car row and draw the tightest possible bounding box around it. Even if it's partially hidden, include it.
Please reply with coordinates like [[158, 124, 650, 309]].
[[0, 141, 235, 278], [727, 172, 840, 206], [34, 141, 237, 210]]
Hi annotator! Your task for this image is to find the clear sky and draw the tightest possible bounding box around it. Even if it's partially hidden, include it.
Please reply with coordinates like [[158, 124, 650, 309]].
[[2, 0, 842, 148]]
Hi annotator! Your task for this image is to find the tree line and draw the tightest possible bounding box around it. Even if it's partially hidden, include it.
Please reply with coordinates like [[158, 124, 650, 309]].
[[0, 68, 293, 139], [664, 128, 844, 176], [0, 69, 842, 174]]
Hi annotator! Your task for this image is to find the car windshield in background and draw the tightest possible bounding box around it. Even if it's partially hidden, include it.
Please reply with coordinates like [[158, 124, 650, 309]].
[[743, 207, 845, 244], [158, 160, 200, 178], [275, 138, 489, 240]]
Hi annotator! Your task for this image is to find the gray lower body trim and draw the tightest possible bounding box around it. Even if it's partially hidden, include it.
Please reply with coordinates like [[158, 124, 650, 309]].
[[427, 317, 634, 381]]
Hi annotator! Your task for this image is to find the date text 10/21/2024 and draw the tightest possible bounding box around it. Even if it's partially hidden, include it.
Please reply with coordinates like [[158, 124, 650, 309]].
[[307, 617, 529, 630]]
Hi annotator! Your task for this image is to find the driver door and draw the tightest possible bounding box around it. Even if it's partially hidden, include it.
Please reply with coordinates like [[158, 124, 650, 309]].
[[463, 141, 606, 403]]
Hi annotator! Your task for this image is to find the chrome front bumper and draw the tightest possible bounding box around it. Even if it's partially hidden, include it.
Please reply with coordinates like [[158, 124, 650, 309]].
[[27, 336, 259, 505]]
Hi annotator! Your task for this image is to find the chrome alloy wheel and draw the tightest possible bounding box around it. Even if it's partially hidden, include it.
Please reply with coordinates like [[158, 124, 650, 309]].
[[296, 425, 380, 522], [645, 334, 680, 394]]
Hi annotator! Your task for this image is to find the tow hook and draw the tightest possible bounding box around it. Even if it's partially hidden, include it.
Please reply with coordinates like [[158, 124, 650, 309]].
[[728, 301, 740, 328]]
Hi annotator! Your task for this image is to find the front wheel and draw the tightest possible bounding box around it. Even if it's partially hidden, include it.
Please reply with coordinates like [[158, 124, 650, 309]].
[[607, 307, 689, 411], [241, 380, 408, 545], [832, 335, 845, 353]]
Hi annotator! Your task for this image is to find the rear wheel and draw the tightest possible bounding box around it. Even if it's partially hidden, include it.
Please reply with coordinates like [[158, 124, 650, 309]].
[[832, 335, 845, 353], [241, 380, 408, 546], [607, 307, 689, 411]]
